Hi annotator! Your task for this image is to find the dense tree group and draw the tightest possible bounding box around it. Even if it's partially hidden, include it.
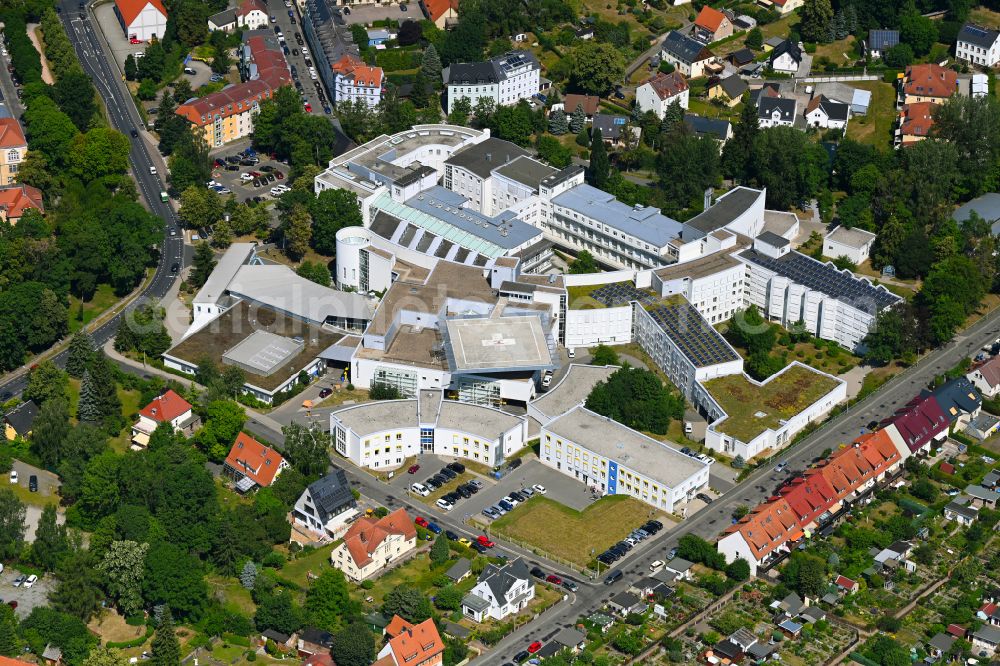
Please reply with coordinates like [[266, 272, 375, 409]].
[[585, 367, 685, 434]]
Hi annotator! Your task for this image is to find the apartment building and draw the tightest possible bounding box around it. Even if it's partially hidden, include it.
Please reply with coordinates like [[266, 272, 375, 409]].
[[331, 54, 384, 108], [445, 50, 540, 115], [956, 23, 1000, 68], [0, 118, 27, 186]]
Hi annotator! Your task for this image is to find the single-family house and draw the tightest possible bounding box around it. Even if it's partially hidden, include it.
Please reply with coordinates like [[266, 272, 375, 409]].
[[636, 70, 690, 118], [867, 30, 899, 59], [924, 377, 981, 429], [130, 389, 199, 449], [823, 226, 876, 265], [873, 540, 917, 573], [758, 96, 797, 128], [896, 101, 937, 147], [972, 625, 1000, 657], [421, 0, 458, 29], [209, 0, 268, 32], [560, 94, 601, 119], [881, 392, 949, 458], [258, 629, 293, 650], [956, 23, 1000, 68], [462, 558, 535, 622], [707, 74, 748, 106], [592, 114, 635, 147], [968, 355, 1000, 398], [0, 184, 43, 223], [663, 557, 694, 581], [693, 5, 733, 43], [947, 624, 967, 639], [684, 113, 733, 142], [223, 432, 288, 493], [41, 646, 61, 666], [661, 30, 717, 78], [291, 469, 358, 540], [575, 26, 595, 40], [834, 575, 859, 594], [3, 400, 37, 441], [608, 591, 647, 617], [302, 654, 333, 666], [945, 496, 980, 525], [367, 29, 394, 47], [769, 40, 802, 74], [331, 508, 417, 582], [968, 412, 1000, 440], [901, 64, 958, 105], [296, 628, 333, 658], [376, 616, 444, 666], [113, 0, 167, 41], [805, 95, 850, 130], [0, 117, 28, 188], [766, 0, 804, 16], [445, 557, 472, 583]]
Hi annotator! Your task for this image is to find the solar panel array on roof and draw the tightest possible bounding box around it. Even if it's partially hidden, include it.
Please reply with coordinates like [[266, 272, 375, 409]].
[[646, 300, 740, 368], [591, 283, 658, 307], [740, 249, 901, 311]]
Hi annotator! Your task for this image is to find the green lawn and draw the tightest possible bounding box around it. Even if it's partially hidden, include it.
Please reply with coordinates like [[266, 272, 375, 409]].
[[490, 495, 661, 567], [845, 80, 897, 151], [702, 364, 841, 444], [67, 284, 120, 334], [279, 543, 337, 587], [206, 574, 256, 615], [66, 378, 143, 453], [7, 477, 59, 507]]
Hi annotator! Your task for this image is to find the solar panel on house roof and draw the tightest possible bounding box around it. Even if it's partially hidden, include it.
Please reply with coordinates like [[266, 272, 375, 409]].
[[645, 300, 739, 368], [590, 283, 658, 307]]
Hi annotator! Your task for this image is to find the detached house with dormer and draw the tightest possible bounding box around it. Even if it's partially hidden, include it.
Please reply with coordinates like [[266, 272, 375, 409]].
[[462, 558, 535, 622], [130, 389, 199, 449], [375, 616, 444, 666], [291, 469, 358, 540], [330, 508, 417, 582], [223, 432, 288, 493]]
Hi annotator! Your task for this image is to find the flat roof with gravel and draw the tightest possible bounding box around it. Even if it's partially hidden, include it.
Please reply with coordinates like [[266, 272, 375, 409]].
[[436, 400, 525, 436], [331, 399, 420, 437], [544, 406, 707, 489], [531, 364, 619, 421]]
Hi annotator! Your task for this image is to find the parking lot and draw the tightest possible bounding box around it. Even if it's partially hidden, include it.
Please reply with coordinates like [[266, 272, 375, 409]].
[[209, 148, 291, 204], [91, 1, 143, 69], [329, 2, 414, 25], [0, 567, 53, 620]]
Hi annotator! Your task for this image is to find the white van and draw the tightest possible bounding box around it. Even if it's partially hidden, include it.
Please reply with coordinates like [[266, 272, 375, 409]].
[[149, 166, 157, 175], [649, 560, 665, 574], [410, 482, 429, 497], [435, 498, 454, 511]]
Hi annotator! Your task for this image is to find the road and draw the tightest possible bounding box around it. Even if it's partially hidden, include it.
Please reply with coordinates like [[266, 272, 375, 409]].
[[0, 0, 184, 400]]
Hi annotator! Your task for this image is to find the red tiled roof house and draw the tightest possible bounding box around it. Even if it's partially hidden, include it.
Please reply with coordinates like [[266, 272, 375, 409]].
[[693, 6, 733, 43], [224, 432, 288, 493], [330, 508, 417, 582], [636, 70, 690, 119], [130, 389, 199, 448], [374, 615, 444, 666]]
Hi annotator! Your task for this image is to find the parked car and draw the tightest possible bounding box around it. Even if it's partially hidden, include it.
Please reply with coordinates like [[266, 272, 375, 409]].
[[561, 579, 578, 592], [447, 462, 466, 473], [527, 642, 542, 654], [23, 575, 37, 588], [426, 522, 442, 534], [8, 470, 16, 484], [445, 530, 459, 541], [414, 516, 428, 528], [456, 485, 471, 499], [696, 492, 713, 504], [435, 498, 454, 511], [471, 542, 488, 554], [410, 483, 429, 497], [529, 567, 545, 579], [512, 651, 530, 664], [545, 574, 562, 585], [477, 535, 494, 548], [531, 484, 546, 494], [28, 475, 37, 493], [12, 575, 26, 587], [604, 569, 623, 584], [439, 467, 457, 480], [318, 387, 332, 398], [667, 547, 678, 560]]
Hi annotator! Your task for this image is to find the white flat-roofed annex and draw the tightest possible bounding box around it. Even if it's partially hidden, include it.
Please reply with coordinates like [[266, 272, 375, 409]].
[[544, 406, 708, 488], [444, 315, 552, 372]]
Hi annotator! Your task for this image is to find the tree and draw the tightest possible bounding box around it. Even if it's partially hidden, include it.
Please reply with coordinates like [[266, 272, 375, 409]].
[[435, 585, 463, 611], [900, 9, 938, 56], [284, 204, 312, 261], [83, 648, 129, 666], [69, 128, 131, 181], [866, 636, 910, 666], [548, 109, 569, 135], [0, 600, 17, 656], [590, 344, 619, 366], [381, 585, 433, 623], [725, 558, 751, 582], [150, 613, 180, 666], [197, 400, 246, 462], [51, 550, 103, 621], [883, 43, 914, 67], [330, 621, 376, 666], [54, 69, 98, 131], [420, 44, 442, 85], [240, 561, 257, 590], [448, 96, 472, 126], [66, 332, 94, 379], [722, 94, 759, 183], [190, 242, 216, 288], [398, 20, 422, 46], [568, 250, 597, 274], [569, 42, 625, 96], [749, 127, 829, 209], [305, 570, 353, 631], [78, 351, 121, 431], [115, 303, 171, 359], [98, 540, 149, 617], [178, 186, 223, 230], [0, 488, 26, 560], [745, 27, 763, 50], [311, 188, 362, 256], [255, 591, 302, 635], [124, 54, 138, 81], [280, 422, 331, 476], [799, 0, 834, 43], [24, 361, 69, 406], [143, 542, 208, 619], [783, 553, 826, 598], [569, 104, 586, 134], [31, 504, 68, 572], [587, 130, 609, 189], [430, 533, 450, 565], [535, 134, 572, 168], [211, 219, 233, 248], [585, 367, 684, 435]]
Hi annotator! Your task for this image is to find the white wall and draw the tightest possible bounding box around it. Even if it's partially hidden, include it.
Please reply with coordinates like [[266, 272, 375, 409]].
[[565, 306, 633, 348]]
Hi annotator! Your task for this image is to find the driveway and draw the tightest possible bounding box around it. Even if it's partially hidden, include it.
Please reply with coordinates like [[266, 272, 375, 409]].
[[10, 460, 59, 497], [0, 567, 53, 619], [91, 2, 142, 69], [180, 58, 214, 92]]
